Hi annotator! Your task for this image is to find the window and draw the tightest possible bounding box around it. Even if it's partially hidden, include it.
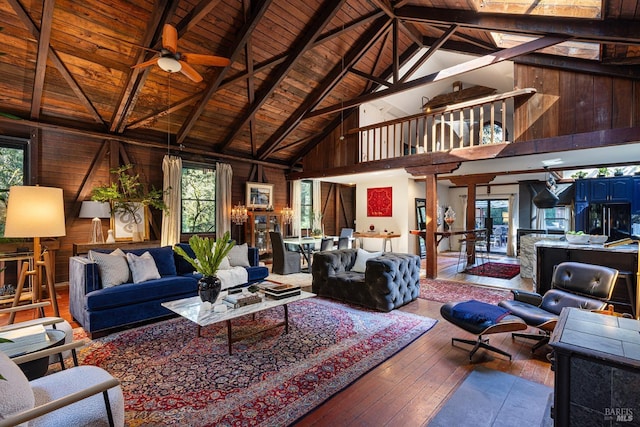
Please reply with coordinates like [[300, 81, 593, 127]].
[[543, 206, 569, 232], [181, 164, 216, 234], [0, 138, 28, 237], [300, 180, 313, 230]]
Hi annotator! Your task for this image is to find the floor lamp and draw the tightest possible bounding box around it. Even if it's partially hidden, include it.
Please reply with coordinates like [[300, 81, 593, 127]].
[[4, 186, 66, 322]]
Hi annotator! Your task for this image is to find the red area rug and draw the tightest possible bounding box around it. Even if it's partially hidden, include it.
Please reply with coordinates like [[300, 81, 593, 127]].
[[420, 278, 512, 305], [71, 298, 437, 426], [465, 262, 521, 280]]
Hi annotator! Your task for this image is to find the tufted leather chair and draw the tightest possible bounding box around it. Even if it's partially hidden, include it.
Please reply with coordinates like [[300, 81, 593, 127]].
[[499, 261, 618, 352], [311, 249, 420, 312]]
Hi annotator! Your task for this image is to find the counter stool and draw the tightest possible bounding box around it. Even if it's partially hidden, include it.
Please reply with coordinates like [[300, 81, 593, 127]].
[[440, 300, 528, 361]]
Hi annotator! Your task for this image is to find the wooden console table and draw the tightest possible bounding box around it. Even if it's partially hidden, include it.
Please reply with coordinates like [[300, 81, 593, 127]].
[[73, 240, 162, 256], [353, 232, 400, 252]]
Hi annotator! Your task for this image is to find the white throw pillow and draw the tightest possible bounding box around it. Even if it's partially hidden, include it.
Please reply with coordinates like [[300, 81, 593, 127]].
[[218, 256, 231, 270], [0, 351, 35, 421], [227, 243, 250, 267], [126, 251, 161, 283], [351, 248, 383, 273], [89, 249, 131, 288]]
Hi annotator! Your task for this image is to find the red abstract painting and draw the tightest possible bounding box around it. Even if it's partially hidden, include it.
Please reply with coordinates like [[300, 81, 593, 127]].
[[367, 187, 392, 217]]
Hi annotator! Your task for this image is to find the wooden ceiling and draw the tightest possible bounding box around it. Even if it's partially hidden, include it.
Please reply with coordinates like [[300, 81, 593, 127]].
[[0, 0, 639, 170]]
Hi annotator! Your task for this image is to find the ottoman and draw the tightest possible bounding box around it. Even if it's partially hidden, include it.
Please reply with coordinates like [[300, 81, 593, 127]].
[[440, 299, 527, 361]]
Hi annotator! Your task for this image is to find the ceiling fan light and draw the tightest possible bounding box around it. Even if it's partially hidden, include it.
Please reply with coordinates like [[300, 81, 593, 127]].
[[157, 57, 182, 73]]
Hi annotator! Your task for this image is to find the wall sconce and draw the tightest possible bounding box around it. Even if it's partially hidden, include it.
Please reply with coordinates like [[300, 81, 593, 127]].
[[231, 203, 248, 225], [281, 206, 294, 225]]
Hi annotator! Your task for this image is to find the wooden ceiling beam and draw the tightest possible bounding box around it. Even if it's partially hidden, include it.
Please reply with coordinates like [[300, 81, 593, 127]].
[[244, 0, 257, 156], [208, 12, 385, 92], [258, 17, 393, 160], [396, 6, 640, 44], [109, 0, 176, 133], [305, 35, 568, 118], [349, 68, 391, 87], [30, 0, 55, 120], [176, 0, 274, 145], [215, 0, 349, 152], [293, 43, 421, 164], [448, 173, 497, 186], [399, 24, 458, 84], [405, 163, 461, 176], [6, 0, 104, 125], [126, 94, 201, 130]]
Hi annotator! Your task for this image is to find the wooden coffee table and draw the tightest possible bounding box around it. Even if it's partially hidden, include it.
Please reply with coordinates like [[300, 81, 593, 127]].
[[162, 288, 315, 354]]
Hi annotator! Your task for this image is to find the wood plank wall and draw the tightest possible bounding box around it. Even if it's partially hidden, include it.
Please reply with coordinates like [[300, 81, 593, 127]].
[[514, 64, 640, 141], [12, 128, 289, 283], [302, 113, 359, 172]]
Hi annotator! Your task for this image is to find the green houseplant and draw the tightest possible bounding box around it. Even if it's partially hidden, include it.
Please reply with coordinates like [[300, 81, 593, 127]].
[[91, 164, 167, 241], [173, 232, 235, 303]]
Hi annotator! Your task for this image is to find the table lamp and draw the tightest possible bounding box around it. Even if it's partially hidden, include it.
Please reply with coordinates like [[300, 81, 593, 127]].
[[4, 185, 66, 318], [79, 201, 111, 243]]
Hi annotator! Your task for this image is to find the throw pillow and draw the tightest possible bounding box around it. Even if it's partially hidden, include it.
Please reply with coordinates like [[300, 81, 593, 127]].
[[126, 251, 161, 283], [218, 256, 231, 270], [351, 248, 383, 273], [0, 351, 34, 420], [89, 249, 130, 288], [227, 243, 250, 267]]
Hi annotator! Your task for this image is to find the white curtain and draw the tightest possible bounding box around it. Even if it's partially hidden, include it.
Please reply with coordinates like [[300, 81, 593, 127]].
[[216, 162, 232, 238], [312, 179, 321, 216], [161, 155, 182, 246], [535, 205, 545, 229], [506, 194, 517, 257], [292, 180, 302, 237]]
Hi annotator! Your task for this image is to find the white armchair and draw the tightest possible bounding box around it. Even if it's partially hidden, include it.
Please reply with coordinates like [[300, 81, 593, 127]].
[[0, 340, 124, 426]]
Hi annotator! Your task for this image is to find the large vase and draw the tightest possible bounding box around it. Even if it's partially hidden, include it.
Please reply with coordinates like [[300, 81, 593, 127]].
[[198, 275, 222, 303]]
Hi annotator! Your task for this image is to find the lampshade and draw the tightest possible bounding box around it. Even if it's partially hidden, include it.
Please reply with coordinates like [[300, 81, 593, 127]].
[[4, 186, 66, 238], [78, 201, 111, 219], [157, 56, 181, 73]]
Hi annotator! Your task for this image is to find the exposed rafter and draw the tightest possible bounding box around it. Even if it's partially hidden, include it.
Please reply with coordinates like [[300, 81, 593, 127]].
[[176, 0, 274, 145], [215, 0, 348, 152], [30, 0, 55, 120], [306, 35, 569, 118]]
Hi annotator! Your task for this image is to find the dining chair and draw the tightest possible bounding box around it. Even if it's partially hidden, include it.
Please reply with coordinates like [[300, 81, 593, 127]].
[[320, 237, 334, 251], [269, 231, 301, 275]]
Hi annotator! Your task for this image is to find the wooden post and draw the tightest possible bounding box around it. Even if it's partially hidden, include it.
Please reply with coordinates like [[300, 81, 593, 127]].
[[425, 174, 438, 279]]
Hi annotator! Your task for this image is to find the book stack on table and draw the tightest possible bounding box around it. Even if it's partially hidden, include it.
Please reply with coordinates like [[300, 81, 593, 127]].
[[222, 293, 262, 309], [0, 324, 49, 357], [259, 283, 301, 300]]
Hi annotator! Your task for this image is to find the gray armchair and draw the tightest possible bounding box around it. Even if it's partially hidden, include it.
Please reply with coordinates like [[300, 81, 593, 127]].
[[269, 231, 301, 275], [499, 261, 619, 352]]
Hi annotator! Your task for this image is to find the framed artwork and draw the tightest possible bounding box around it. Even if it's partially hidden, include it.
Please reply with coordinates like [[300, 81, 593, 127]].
[[111, 202, 149, 240], [246, 182, 274, 210], [367, 186, 393, 217]]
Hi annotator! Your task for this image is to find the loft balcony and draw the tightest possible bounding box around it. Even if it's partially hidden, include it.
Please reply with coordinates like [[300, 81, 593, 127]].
[[352, 88, 536, 163]]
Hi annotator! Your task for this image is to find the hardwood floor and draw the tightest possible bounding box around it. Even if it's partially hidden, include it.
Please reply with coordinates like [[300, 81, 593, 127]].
[[1, 253, 553, 427]]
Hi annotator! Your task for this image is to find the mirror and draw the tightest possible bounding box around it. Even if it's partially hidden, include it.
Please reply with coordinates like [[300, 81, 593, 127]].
[[415, 198, 426, 230]]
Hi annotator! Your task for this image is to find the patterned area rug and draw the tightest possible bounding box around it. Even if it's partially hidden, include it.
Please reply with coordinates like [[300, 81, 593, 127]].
[[465, 262, 521, 280], [420, 278, 512, 305], [72, 298, 437, 426]]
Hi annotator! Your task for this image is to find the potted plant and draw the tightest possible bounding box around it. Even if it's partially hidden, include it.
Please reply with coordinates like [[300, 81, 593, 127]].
[[173, 232, 235, 303], [614, 168, 624, 176], [597, 167, 609, 177], [571, 171, 587, 179], [91, 164, 167, 241]]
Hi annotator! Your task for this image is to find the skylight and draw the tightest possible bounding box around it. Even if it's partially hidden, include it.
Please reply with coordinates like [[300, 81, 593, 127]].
[[491, 33, 601, 61], [477, 0, 602, 19]]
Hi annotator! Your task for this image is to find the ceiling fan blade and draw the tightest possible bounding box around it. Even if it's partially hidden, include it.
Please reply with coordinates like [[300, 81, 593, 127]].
[[162, 24, 178, 54], [179, 60, 203, 83], [182, 53, 231, 67], [131, 57, 159, 69]]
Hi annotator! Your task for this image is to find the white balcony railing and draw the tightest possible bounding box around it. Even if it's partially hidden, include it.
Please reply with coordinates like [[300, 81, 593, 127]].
[[352, 88, 536, 163]]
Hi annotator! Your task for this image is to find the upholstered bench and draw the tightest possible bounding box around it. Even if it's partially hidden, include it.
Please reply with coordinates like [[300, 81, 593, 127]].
[[311, 248, 420, 312], [440, 299, 527, 361]]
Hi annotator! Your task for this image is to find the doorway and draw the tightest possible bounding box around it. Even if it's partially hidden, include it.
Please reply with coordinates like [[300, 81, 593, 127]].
[[475, 199, 509, 254]]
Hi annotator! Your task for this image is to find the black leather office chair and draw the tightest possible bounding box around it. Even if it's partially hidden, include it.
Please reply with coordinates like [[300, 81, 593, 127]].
[[499, 261, 619, 352], [269, 231, 301, 275]]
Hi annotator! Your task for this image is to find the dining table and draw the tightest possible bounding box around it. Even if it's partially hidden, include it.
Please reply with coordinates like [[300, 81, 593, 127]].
[[352, 232, 401, 252]]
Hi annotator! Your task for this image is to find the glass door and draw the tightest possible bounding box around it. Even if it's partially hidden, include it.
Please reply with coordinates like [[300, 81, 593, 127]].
[[475, 199, 509, 254]]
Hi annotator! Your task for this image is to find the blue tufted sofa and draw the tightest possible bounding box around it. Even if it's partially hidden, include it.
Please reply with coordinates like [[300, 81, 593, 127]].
[[69, 244, 268, 337], [311, 248, 420, 312]]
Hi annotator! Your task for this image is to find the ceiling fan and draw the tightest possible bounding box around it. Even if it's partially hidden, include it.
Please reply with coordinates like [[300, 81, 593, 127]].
[[132, 24, 231, 83]]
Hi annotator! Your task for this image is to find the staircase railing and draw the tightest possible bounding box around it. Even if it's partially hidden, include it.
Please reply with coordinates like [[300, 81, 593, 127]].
[[351, 88, 536, 163]]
